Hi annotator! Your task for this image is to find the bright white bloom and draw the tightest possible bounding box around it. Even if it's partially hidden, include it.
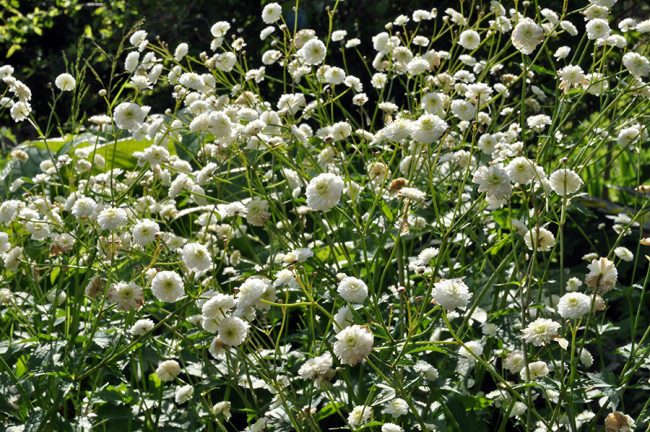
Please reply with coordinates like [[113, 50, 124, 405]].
[[585, 257, 617, 293], [334, 306, 354, 329], [614, 246, 633, 262], [520, 361, 549, 381], [527, 114, 552, 132], [511, 18, 544, 55], [337, 276, 369, 303], [181, 242, 212, 272], [472, 165, 512, 200], [382, 423, 404, 432], [622, 52, 650, 78], [97, 207, 128, 231], [109, 281, 143, 310], [348, 405, 372, 428], [131, 219, 160, 246], [262, 3, 282, 24], [202, 293, 235, 330], [549, 169, 583, 196], [306, 173, 344, 211], [382, 398, 409, 418], [55, 73, 76, 91], [414, 360, 439, 381], [151, 271, 185, 302], [246, 198, 270, 226], [432, 279, 472, 310], [130, 318, 155, 336], [156, 360, 181, 382], [333, 325, 374, 366], [524, 227, 556, 252], [459, 30, 481, 50], [558, 292, 592, 319], [298, 39, 326, 65], [586, 18, 610, 40], [504, 350, 526, 374], [174, 43, 189, 61], [236, 278, 268, 310], [412, 114, 448, 143], [114, 102, 146, 132], [522, 318, 561, 346], [217, 316, 249, 346], [506, 157, 537, 184], [175, 384, 194, 404], [580, 348, 594, 367], [451, 99, 476, 121], [298, 352, 334, 380]]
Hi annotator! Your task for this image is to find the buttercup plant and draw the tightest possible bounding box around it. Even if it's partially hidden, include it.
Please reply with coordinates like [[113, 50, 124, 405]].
[[0, 0, 649, 431]]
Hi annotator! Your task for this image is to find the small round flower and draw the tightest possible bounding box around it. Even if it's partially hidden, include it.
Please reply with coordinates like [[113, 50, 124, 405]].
[[333, 325, 374, 366], [432, 279, 472, 310], [522, 318, 561, 346], [156, 360, 181, 382], [586, 18, 610, 40], [549, 169, 583, 196], [585, 257, 617, 293], [217, 316, 249, 346], [614, 246, 634, 262], [580, 348, 594, 367], [113, 102, 145, 132], [181, 242, 212, 273], [130, 318, 155, 336], [131, 219, 160, 246], [175, 384, 194, 404], [245, 198, 270, 226], [55, 73, 76, 91], [520, 360, 549, 381], [506, 157, 538, 184], [262, 3, 282, 24], [504, 350, 526, 374], [472, 165, 512, 200], [109, 281, 143, 310], [411, 113, 448, 143], [348, 405, 372, 428], [337, 276, 369, 304], [71, 197, 97, 219], [623, 52, 650, 78], [298, 352, 334, 380], [306, 173, 344, 211], [97, 207, 128, 231], [382, 398, 409, 418], [459, 30, 481, 50], [151, 271, 185, 302], [382, 423, 404, 432], [213, 401, 232, 419], [557, 292, 592, 319], [524, 227, 556, 252], [511, 18, 544, 55], [298, 38, 327, 65]]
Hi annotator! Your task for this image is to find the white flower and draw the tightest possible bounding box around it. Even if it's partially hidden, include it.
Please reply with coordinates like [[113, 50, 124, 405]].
[[334, 306, 354, 329], [511, 18, 544, 55], [580, 348, 594, 367], [382, 398, 409, 418], [55, 73, 76, 91], [97, 207, 128, 231], [236, 278, 268, 311], [348, 405, 372, 428], [124, 51, 140, 72], [202, 293, 235, 332], [337, 276, 368, 303], [614, 246, 634, 262], [506, 157, 538, 184], [10, 101, 31, 122], [382, 423, 404, 432], [586, 18, 610, 40], [131, 219, 160, 246], [156, 360, 181, 382], [108, 281, 143, 310], [213, 401, 232, 419], [451, 99, 476, 121], [217, 316, 249, 346], [585, 257, 617, 293], [549, 169, 583, 196], [114, 102, 145, 132], [459, 30, 481, 50], [151, 271, 185, 302], [524, 227, 556, 252], [527, 114, 552, 132], [130, 318, 155, 336], [306, 173, 344, 211], [622, 52, 650, 78], [181, 242, 212, 273], [174, 43, 189, 61], [432, 279, 472, 310], [298, 38, 326, 65], [472, 165, 512, 200], [4, 246, 23, 271], [520, 361, 549, 381], [298, 352, 334, 380], [412, 114, 448, 143], [558, 292, 592, 319], [504, 350, 526, 374], [414, 360, 439, 381], [522, 318, 561, 346], [262, 3, 282, 24], [210, 21, 230, 38], [175, 384, 194, 404], [333, 325, 374, 366]]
